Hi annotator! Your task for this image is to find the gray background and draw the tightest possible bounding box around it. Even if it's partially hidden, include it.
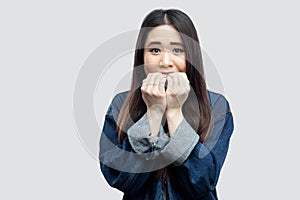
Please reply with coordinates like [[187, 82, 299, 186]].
[[1, 0, 299, 199]]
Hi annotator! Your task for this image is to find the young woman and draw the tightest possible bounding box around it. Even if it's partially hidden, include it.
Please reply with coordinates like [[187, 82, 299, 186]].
[[99, 9, 234, 200]]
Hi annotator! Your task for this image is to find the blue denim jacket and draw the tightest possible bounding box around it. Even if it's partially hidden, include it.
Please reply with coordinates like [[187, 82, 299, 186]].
[[99, 90, 234, 200]]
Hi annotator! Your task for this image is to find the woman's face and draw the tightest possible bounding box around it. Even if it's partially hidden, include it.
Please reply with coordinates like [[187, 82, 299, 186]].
[[143, 25, 186, 75]]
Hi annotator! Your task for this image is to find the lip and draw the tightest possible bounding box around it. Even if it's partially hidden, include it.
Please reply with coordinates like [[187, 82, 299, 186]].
[[160, 71, 174, 75]]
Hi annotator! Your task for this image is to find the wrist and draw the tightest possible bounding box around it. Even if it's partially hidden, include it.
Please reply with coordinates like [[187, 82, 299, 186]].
[[147, 108, 164, 121], [166, 108, 184, 137], [166, 108, 183, 119], [146, 109, 164, 137]]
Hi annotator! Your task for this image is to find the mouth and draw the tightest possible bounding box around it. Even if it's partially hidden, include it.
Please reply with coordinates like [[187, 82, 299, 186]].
[[160, 71, 174, 75]]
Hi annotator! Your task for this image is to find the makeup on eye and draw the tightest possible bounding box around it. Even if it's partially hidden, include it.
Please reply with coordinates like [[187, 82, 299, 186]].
[[147, 47, 185, 55], [146, 41, 185, 55], [172, 48, 185, 54], [149, 48, 161, 54]]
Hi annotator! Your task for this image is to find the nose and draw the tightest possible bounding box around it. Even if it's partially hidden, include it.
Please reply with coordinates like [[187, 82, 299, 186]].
[[160, 51, 172, 67]]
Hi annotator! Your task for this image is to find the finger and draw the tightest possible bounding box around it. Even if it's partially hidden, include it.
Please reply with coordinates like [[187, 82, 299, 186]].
[[152, 73, 163, 84], [158, 75, 167, 93], [142, 74, 150, 88], [173, 72, 189, 91], [179, 72, 188, 80], [180, 73, 189, 86], [166, 76, 174, 94], [170, 74, 180, 93], [180, 73, 190, 91], [176, 74, 190, 98], [141, 76, 149, 91], [143, 73, 156, 89], [152, 73, 162, 93]]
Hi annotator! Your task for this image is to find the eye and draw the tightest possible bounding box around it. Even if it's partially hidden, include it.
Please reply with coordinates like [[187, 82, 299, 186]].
[[173, 48, 185, 54], [149, 48, 161, 55]]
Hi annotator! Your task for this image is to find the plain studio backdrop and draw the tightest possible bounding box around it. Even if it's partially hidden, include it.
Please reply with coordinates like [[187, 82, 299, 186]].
[[1, 0, 299, 199]]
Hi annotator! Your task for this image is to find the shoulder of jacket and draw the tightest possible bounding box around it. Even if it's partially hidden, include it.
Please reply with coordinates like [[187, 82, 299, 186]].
[[111, 91, 129, 104], [208, 90, 231, 114], [107, 91, 129, 118]]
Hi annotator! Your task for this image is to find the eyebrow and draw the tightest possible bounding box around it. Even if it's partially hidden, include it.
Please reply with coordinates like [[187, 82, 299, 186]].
[[147, 41, 184, 47], [147, 41, 161, 47], [170, 42, 184, 46]]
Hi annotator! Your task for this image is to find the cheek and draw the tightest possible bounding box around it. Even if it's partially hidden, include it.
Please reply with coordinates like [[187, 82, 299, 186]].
[[143, 65, 152, 75], [144, 53, 160, 65], [144, 53, 159, 74], [174, 57, 187, 72]]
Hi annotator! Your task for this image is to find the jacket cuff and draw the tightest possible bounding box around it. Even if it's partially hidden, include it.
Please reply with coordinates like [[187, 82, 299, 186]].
[[161, 118, 199, 166], [127, 114, 170, 154]]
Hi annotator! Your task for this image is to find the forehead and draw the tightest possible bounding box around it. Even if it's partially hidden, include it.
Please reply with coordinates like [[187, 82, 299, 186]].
[[145, 25, 183, 44]]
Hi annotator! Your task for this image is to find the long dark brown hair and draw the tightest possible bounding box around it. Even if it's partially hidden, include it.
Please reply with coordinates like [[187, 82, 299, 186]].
[[117, 9, 212, 144]]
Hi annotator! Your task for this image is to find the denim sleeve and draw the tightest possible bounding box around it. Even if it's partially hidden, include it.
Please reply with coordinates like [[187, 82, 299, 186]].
[[170, 95, 234, 196], [127, 114, 170, 154], [99, 95, 157, 195], [127, 113, 200, 165], [160, 118, 199, 166]]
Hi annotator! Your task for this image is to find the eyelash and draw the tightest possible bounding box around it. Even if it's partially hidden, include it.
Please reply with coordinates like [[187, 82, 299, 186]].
[[149, 48, 160, 54], [173, 48, 184, 54], [148, 48, 185, 55]]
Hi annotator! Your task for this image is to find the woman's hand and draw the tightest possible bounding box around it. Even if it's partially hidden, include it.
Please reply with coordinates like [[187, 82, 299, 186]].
[[141, 72, 168, 115], [165, 72, 190, 136], [165, 72, 190, 112], [141, 72, 190, 137], [141, 72, 167, 136]]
